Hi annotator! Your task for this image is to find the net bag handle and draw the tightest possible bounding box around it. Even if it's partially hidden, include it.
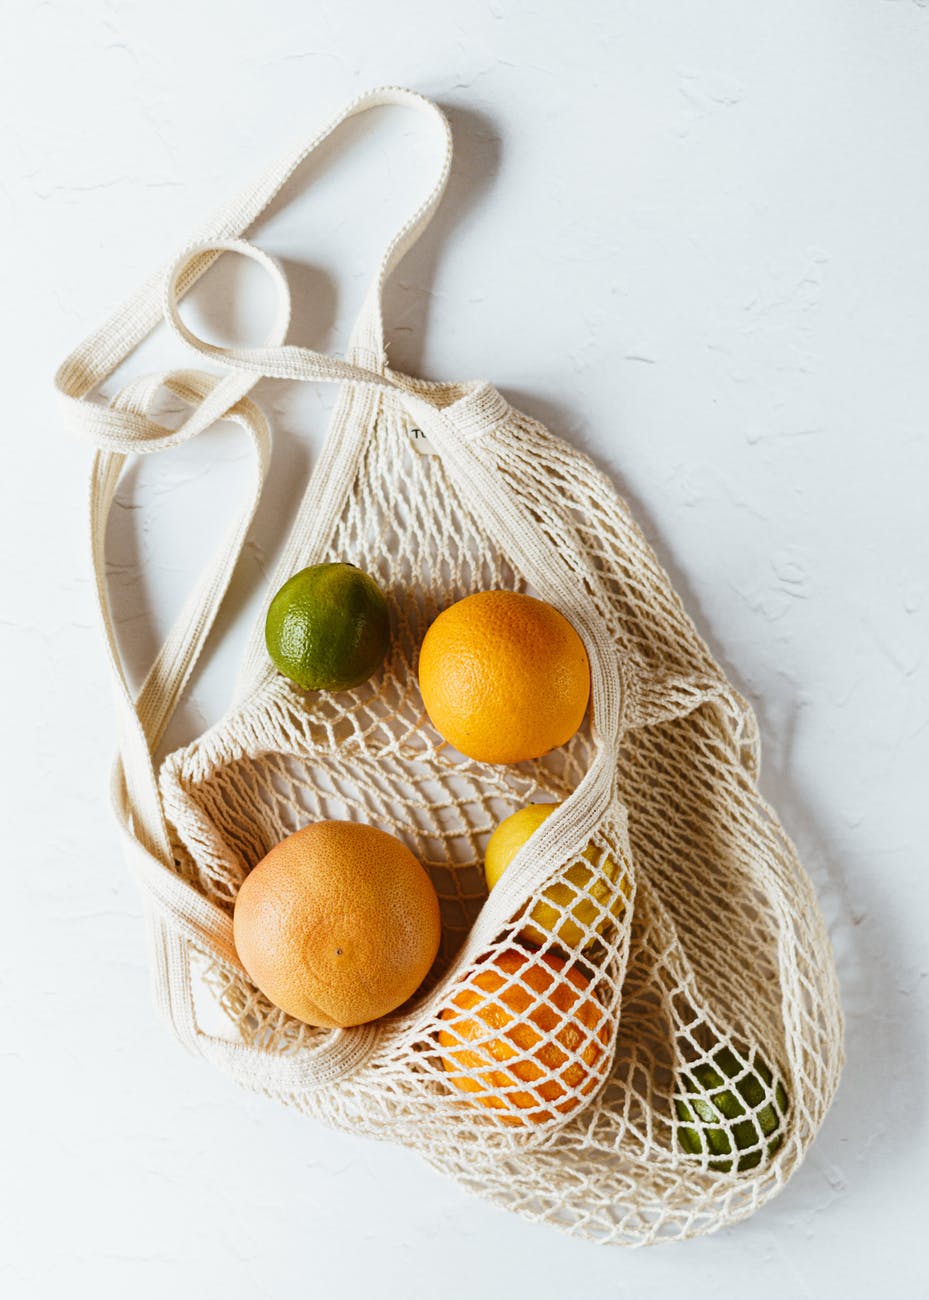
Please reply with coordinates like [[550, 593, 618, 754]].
[[157, 248, 627, 969], [56, 85, 452, 449], [56, 88, 455, 1090]]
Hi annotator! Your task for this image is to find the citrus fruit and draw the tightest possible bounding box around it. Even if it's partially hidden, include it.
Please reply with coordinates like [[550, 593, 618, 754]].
[[417, 590, 590, 764], [674, 1045, 789, 1172], [233, 821, 441, 1027], [484, 803, 629, 951], [438, 947, 609, 1125], [265, 561, 390, 691]]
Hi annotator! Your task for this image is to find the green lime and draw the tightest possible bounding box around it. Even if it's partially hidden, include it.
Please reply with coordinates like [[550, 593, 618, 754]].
[[265, 562, 390, 692], [674, 1045, 789, 1173]]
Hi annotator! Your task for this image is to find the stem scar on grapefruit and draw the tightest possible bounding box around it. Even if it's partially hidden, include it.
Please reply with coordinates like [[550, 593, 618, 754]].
[[417, 590, 590, 765]]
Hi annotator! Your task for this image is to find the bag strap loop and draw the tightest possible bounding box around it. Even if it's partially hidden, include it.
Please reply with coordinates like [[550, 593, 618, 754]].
[[55, 84, 451, 413], [163, 238, 403, 396], [61, 88, 453, 1090]]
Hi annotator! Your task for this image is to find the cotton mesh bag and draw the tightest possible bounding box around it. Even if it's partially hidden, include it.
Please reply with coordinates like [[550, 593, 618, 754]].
[[56, 87, 843, 1246]]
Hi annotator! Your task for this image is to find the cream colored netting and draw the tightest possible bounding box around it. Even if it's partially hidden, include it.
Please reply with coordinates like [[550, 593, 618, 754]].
[[57, 87, 842, 1247]]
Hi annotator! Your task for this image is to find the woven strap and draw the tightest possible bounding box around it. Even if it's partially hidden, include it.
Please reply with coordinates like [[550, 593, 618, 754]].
[[56, 87, 453, 1089], [154, 242, 627, 980], [57, 86, 624, 1090]]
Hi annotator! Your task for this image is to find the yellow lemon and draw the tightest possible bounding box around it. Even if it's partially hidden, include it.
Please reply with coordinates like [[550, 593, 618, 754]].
[[484, 803, 629, 952]]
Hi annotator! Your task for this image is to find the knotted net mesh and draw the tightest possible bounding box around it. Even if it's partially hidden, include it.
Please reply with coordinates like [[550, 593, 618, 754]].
[[158, 380, 842, 1245]]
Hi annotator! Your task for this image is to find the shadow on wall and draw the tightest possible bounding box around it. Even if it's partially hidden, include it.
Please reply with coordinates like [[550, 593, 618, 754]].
[[381, 103, 503, 377]]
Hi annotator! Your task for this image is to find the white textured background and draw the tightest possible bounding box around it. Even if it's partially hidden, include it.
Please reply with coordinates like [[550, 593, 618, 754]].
[[4, 2, 929, 1296]]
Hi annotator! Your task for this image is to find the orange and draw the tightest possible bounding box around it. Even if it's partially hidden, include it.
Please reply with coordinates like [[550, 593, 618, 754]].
[[417, 590, 590, 764], [438, 947, 610, 1125], [233, 821, 441, 1028]]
